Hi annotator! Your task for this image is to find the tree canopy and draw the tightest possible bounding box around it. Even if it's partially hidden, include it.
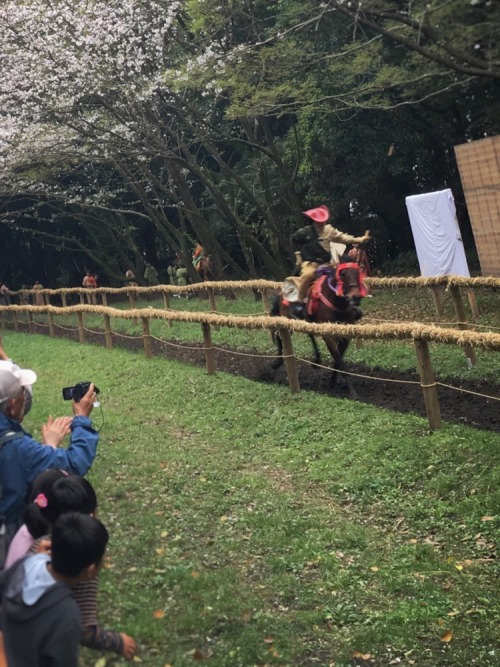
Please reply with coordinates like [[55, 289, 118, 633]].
[[0, 0, 498, 286]]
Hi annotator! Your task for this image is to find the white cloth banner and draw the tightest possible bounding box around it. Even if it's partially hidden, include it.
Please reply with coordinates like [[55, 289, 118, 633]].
[[405, 189, 470, 277]]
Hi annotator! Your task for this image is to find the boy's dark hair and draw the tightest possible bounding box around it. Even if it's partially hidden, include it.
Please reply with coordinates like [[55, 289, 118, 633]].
[[51, 512, 108, 578], [24, 471, 98, 539]]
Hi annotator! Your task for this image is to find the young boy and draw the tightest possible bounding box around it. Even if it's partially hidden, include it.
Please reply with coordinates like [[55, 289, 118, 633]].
[[0, 512, 109, 667]]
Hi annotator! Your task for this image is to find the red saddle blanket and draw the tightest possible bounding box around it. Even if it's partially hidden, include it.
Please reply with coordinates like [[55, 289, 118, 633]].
[[306, 274, 328, 318]]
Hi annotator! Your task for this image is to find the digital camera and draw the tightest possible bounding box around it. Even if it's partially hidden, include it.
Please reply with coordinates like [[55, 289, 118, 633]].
[[62, 382, 100, 402]]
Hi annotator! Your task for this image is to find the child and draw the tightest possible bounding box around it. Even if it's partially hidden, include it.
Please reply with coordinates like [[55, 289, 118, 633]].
[[1, 512, 108, 667], [4, 470, 137, 660]]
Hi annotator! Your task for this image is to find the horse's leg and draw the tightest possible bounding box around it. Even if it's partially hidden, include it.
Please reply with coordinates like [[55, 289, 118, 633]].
[[269, 330, 284, 370], [323, 336, 357, 398], [309, 334, 321, 364]]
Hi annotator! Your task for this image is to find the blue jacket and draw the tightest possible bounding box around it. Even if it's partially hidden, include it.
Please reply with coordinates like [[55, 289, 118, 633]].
[[0, 413, 99, 528]]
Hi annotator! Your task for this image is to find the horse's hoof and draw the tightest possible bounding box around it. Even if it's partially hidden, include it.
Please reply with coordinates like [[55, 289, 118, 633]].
[[269, 359, 283, 370]]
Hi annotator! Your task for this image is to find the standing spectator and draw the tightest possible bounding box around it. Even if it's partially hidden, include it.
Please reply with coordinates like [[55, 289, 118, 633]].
[[1, 512, 109, 667], [0, 284, 10, 307], [175, 262, 189, 297], [32, 280, 45, 306], [82, 271, 97, 305], [144, 263, 159, 287], [124, 269, 138, 287], [167, 262, 177, 286], [19, 287, 30, 306]]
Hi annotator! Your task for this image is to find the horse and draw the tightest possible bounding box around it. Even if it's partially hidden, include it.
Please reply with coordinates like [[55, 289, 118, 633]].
[[269, 259, 367, 396]]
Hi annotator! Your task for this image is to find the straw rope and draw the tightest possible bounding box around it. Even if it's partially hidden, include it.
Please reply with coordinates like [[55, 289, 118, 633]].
[[2, 304, 500, 351]]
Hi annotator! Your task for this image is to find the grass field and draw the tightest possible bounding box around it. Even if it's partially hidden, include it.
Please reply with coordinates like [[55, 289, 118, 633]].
[[2, 329, 499, 667]]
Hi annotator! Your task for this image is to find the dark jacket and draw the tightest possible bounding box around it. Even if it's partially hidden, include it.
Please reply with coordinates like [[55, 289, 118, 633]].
[[0, 556, 81, 666]]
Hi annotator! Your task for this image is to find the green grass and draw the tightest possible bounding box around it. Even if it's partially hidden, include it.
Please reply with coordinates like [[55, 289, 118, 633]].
[[2, 331, 499, 666]]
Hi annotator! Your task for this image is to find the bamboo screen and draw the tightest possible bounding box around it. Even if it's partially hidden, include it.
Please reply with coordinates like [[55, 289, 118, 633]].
[[454, 136, 500, 276]]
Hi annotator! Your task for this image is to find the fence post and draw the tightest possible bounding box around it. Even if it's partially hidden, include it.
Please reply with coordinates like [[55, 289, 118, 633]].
[[48, 312, 55, 338], [77, 312, 86, 344], [44, 292, 51, 306], [414, 338, 441, 430], [103, 314, 113, 349], [163, 292, 172, 327], [262, 288, 271, 314], [28, 311, 34, 334], [429, 286, 444, 317], [79, 293, 85, 305], [466, 288, 479, 318], [449, 285, 477, 367], [101, 292, 108, 307], [201, 322, 216, 375], [279, 327, 300, 394], [128, 291, 136, 309], [61, 292, 67, 307], [207, 287, 219, 331], [13, 311, 19, 332], [141, 317, 152, 358]]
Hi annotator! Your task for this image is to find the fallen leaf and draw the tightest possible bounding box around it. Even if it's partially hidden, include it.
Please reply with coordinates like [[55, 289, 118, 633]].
[[481, 516, 494, 522], [263, 636, 274, 644], [160, 530, 168, 538], [352, 650, 372, 659], [191, 570, 201, 578], [153, 609, 165, 619], [440, 630, 453, 642], [94, 659, 107, 667], [370, 566, 379, 572], [220, 515, 228, 522], [455, 564, 463, 571], [447, 611, 459, 617], [192, 648, 204, 661], [155, 548, 165, 556], [132, 657, 142, 663]]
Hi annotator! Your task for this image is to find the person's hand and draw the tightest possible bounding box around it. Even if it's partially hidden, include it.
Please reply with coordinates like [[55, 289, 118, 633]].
[[120, 633, 137, 660], [294, 251, 303, 268], [42, 416, 72, 447], [35, 538, 52, 556], [362, 230, 371, 242], [72, 382, 96, 418]]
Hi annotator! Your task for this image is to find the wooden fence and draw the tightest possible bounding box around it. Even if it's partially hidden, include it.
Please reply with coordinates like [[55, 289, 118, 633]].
[[1, 301, 499, 431]]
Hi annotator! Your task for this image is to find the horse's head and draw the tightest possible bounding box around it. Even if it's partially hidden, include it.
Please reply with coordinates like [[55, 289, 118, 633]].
[[334, 260, 368, 307]]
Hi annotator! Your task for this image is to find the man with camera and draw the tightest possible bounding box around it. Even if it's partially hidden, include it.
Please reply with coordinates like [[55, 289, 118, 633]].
[[0, 344, 99, 563]]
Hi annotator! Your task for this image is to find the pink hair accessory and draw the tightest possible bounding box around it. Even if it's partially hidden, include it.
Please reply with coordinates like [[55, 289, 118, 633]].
[[34, 493, 48, 508]]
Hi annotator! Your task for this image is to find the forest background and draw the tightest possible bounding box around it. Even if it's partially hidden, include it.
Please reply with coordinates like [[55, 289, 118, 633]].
[[0, 0, 499, 288]]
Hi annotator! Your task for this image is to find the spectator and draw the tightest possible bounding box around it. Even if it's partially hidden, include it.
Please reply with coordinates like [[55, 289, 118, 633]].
[[0, 353, 99, 551], [4, 470, 137, 660], [32, 280, 44, 306], [124, 269, 138, 287], [0, 285, 10, 307], [82, 271, 97, 305], [144, 263, 159, 287], [0, 512, 109, 667]]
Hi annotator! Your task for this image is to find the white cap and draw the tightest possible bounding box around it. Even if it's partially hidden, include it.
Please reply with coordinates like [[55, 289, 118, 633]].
[[0, 360, 37, 403]]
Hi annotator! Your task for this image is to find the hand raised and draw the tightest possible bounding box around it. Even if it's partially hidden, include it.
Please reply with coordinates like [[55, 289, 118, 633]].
[[72, 382, 96, 418], [42, 416, 72, 447]]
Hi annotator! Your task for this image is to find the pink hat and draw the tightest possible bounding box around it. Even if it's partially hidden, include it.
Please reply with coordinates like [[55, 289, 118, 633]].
[[303, 205, 330, 224]]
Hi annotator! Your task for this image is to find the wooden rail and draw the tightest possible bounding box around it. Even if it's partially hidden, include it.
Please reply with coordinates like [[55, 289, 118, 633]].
[[1, 303, 499, 431]]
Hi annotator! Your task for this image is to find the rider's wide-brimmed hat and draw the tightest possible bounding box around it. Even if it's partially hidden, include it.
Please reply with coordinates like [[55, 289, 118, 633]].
[[303, 205, 330, 224]]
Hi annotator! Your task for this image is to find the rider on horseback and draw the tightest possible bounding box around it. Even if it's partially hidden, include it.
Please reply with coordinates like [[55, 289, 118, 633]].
[[283, 205, 371, 319]]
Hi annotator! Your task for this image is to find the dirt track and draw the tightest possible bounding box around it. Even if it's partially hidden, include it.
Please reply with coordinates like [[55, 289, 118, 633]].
[[75, 327, 500, 433]]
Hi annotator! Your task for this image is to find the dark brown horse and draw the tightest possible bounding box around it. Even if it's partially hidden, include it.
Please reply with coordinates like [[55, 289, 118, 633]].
[[269, 259, 367, 395]]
